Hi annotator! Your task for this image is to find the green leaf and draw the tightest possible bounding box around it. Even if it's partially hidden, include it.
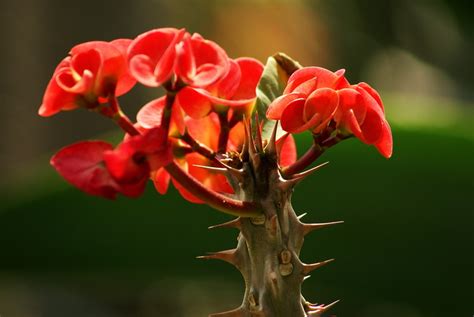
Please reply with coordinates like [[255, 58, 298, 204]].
[[254, 52, 302, 141]]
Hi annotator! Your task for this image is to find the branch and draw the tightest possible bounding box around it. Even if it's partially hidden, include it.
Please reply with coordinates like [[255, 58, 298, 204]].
[[165, 162, 260, 217]]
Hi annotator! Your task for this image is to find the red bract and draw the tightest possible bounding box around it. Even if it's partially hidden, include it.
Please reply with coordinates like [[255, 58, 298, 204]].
[[136, 96, 186, 136], [103, 127, 171, 185], [266, 67, 348, 134], [176, 58, 264, 119], [39, 40, 136, 117], [128, 28, 185, 87], [267, 67, 392, 158], [51, 141, 145, 199], [175, 33, 230, 88]]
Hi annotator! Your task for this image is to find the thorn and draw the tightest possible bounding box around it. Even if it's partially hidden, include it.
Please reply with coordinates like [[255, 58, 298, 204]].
[[265, 120, 279, 156], [245, 118, 257, 157], [208, 218, 241, 230], [303, 275, 311, 282], [240, 126, 249, 161], [308, 300, 340, 315], [197, 249, 238, 266], [193, 164, 228, 173], [302, 221, 344, 235], [302, 259, 335, 275], [209, 307, 244, 317], [290, 161, 329, 181], [297, 213, 307, 220], [217, 160, 245, 179]]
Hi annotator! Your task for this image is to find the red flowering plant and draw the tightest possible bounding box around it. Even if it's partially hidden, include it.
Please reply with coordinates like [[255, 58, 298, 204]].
[[39, 28, 392, 316]]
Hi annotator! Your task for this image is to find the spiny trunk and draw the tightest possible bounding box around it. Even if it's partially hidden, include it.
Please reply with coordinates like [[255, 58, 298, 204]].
[[202, 149, 340, 316]]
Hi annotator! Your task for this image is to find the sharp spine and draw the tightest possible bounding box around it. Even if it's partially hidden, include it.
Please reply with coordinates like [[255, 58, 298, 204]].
[[265, 120, 279, 157], [208, 218, 241, 230], [193, 164, 228, 173], [302, 221, 344, 235], [197, 249, 238, 266], [302, 258, 335, 275], [290, 161, 330, 181]]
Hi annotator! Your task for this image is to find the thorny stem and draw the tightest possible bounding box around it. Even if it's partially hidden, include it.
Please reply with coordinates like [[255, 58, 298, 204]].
[[164, 162, 259, 217], [283, 143, 323, 176], [217, 110, 230, 153], [283, 125, 351, 176], [181, 132, 217, 161]]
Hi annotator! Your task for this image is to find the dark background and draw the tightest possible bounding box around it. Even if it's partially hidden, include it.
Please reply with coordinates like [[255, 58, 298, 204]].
[[0, 0, 472, 316]]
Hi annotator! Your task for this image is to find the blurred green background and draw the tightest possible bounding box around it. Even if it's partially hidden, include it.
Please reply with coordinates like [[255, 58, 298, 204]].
[[0, 0, 472, 316]]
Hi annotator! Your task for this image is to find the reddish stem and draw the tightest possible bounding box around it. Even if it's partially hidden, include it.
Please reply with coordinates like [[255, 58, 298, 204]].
[[165, 162, 259, 217], [107, 96, 141, 136], [283, 144, 323, 176], [181, 132, 217, 161], [283, 130, 350, 177], [217, 111, 230, 153]]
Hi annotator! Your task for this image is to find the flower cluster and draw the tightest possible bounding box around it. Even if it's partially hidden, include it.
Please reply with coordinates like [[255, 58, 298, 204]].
[[41, 28, 268, 200], [39, 27, 392, 205], [266, 67, 392, 158]]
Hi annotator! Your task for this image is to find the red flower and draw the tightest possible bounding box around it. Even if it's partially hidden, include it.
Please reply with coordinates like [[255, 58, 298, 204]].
[[103, 127, 171, 184], [175, 33, 230, 88], [267, 67, 392, 158], [127, 28, 185, 87], [39, 40, 136, 117], [176, 58, 264, 119], [51, 128, 170, 199]]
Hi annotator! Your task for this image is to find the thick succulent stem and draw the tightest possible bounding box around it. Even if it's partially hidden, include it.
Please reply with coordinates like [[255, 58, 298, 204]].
[[204, 139, 340, 316]]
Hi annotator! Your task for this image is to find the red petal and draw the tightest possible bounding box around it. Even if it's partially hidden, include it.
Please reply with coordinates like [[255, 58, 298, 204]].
[[175, 87, 212, 119], [228, 121, 245, 151], [128, 28, 184, 87], [335, 88, 363, 124], [51, 141, 120, 199], [292, 76, 318, 96], [266, 92, 304, 120], [304, 88, 339, 123], [277, 134, 297, 167], [110, 39, 137, 96], [137, 97, 185, 136], [39, 74, 77, 117], [153, 168, 171, 195], [357, 82, 384, 111], [119, 178, 148, 198], [186, 113, 220, 150], [346, 110, 364, 141], [280, 98, 306, 133], [136, 97, 166, 129], [232, 57, 264, 100], [176, 33, 229, 87], [215, 59, 241, 99], [56, 69, 94, 94], [359, 108, 384, 144], [375, 120, 393, 158], [285, 67, 339, 93]]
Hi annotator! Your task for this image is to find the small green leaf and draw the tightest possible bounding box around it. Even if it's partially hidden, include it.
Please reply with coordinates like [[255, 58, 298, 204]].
[[254, 52, 302, 141]]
